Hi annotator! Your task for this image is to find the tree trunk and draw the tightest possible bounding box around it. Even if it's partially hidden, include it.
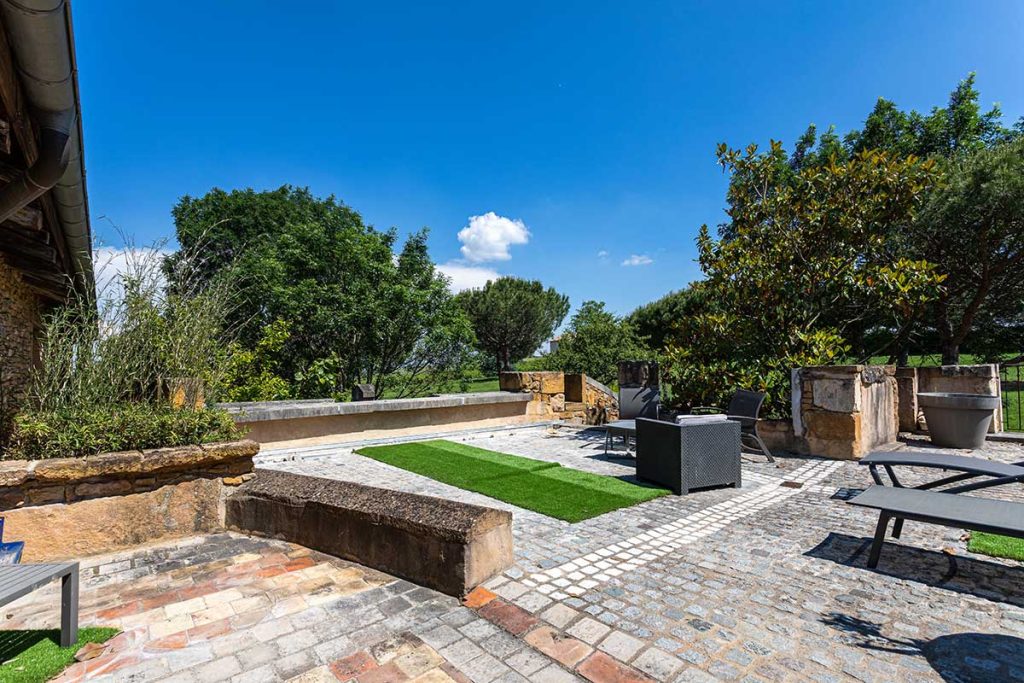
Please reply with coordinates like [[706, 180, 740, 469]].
[[941, 342, 960, 366]]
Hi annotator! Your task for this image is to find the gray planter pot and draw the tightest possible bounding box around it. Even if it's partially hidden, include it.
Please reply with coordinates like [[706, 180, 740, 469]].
[[918, 392, 1000, 449]]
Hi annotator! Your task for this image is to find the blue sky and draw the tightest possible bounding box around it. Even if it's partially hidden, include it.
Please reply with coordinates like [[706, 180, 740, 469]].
[[74, 2, 1024, 316]]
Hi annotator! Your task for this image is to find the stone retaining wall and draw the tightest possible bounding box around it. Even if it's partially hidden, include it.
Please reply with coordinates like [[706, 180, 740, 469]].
[[226, 470, 513, 597], [0, 440, 258, 561]]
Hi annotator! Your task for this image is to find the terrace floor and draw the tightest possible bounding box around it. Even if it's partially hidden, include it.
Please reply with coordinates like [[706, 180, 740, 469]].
[[4, 425, 1024, 682]]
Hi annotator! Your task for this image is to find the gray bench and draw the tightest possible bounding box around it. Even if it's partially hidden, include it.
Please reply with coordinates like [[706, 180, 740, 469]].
[[847, 486, 1024, 569], [0, 562, 79, 646]]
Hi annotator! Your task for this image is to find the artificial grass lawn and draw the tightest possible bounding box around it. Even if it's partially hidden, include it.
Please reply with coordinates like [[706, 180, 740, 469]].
[[968, 532, 1024, 562], [0, 627, 119, 683], [355, 439, 669, 522]]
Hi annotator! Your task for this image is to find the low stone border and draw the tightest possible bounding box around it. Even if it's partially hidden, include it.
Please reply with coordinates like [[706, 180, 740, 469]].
[[0, 440, 259, 508], [225, 470, 513, 597], [0, 440, 259, 562]]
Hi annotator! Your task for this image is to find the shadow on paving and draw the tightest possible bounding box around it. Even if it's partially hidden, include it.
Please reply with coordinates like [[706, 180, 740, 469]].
[[806, 532, 1024, 606], [823, 612, 1024, 682]]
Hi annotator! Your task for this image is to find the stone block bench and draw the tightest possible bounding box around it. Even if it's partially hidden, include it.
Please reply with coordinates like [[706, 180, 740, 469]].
[[225, 471, 513, 597]]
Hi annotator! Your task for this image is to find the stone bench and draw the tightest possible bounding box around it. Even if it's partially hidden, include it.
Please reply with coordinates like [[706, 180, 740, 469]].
[[225, 471, 513, 597]]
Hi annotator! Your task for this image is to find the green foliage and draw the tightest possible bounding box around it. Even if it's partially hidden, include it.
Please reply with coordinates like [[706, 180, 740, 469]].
[[663, 144, 943, 416], [456, 277, 570, 370], [4, 404, 242, 460], [0, 627, 120, 682], [549, 301, 650, 385], [909, 138, 1024, 362], [753, 74, 1022, 363], [222, 319, 294, 402], [0, 240, 243, 459], [168, 186, 475, 398], [30, 249, 232, 414], [628, 287, 714, 351]]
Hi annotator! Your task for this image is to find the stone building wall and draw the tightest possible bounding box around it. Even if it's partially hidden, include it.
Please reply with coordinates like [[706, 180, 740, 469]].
[[0, 257, 41, 404], [0, 439, 258, 561]]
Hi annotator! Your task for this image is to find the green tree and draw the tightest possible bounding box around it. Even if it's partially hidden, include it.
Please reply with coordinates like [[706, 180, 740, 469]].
[[663, 143, 943, 415], [456, 278, 569, 370], [719, 74, 1022, 363], [168, 186, 474, 397], [910, 139, 1024, 363], [628, 286, 714, 351], [550, 301, 649, 385]]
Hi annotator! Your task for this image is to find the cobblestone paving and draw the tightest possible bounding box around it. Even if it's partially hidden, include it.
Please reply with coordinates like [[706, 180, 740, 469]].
[[265, 426, 1024, 682]]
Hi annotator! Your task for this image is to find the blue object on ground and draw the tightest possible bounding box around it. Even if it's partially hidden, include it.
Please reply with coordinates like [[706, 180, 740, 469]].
[[0, 518, 24, 564]]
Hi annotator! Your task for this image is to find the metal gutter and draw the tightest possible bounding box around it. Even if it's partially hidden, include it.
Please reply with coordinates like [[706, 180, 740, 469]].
[[0, 0, 92, 298]]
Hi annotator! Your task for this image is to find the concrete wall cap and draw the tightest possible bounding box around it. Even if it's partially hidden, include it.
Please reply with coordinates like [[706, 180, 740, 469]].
[[219, 392, 531, 422]]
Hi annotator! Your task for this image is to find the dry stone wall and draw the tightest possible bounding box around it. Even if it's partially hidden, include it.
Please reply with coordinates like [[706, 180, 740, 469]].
[[499, 371, 618, 424], [0, 257, 40, 404]]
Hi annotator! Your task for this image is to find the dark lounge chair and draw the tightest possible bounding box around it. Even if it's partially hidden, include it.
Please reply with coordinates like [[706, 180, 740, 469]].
[[693, 389, 774, 462], [848, 486, 1024, 568], [861, 451, 1024, 493]]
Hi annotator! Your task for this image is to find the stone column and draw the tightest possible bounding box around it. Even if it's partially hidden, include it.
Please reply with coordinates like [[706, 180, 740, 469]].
[[895, 367, 920, 432], [618, 360, 659, 388], [792, 365, 898, 460]]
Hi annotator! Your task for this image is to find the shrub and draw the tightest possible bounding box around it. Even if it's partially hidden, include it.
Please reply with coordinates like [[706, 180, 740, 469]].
[[4, 404, 242, 460], [0, 238, 244, 459]]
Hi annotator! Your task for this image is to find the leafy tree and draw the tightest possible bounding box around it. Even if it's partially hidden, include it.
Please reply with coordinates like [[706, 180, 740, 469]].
[[168, 186, 474, 397], [222, 319, 293, 402], [663, 143, 943, 415], [909, 139, 1024, 363], [456, 278, 569, 370], [628, 286, 715, 351], [549, 301, 650, 385], [718, 74, 1022, 363]]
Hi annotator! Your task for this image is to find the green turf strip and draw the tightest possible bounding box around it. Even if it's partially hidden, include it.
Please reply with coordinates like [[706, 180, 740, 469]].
[[0, 627, 119, 683], [968, 531, 1024, 561], [355, 439, 668, 522]]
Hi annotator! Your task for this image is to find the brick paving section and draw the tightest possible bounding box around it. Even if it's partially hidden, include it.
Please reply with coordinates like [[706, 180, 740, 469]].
[[1, 533, 582, 682], [267, 426, 1024, 682]]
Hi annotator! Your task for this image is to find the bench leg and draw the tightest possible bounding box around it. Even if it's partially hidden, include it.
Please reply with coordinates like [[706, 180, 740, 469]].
[[60, 570, 79, 648], [867, 513, 891, 569], [892, 518, 904, 539]]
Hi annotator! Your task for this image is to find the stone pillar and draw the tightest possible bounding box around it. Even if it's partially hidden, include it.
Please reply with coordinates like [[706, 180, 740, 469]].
[[499, 371, 566, 417], [792, 365, 898, 460], [916, 365, 1002, 433], [895, 367, 920, 432]]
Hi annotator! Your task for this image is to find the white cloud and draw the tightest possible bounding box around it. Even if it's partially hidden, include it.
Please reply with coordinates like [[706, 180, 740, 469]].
[[93, 246, 171, 303], [457, 212, 530, 263], [597, 250, 609, 258], [621, 254, 653, 267], [437, 262, 500, 292]]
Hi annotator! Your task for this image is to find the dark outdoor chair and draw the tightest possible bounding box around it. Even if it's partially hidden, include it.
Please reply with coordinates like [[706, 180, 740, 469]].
[[693, 389, 774, 462], [619, 386, 660, 420]]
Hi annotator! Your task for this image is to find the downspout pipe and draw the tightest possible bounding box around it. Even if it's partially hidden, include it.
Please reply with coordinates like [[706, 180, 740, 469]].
[[0, 0, 91, 295], [0, 109, 73, 223]]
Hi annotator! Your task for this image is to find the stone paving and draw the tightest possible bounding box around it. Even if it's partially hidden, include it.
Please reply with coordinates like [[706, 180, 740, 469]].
[[3, 426, 1024, 681], [266, 426, 1024, 682]]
